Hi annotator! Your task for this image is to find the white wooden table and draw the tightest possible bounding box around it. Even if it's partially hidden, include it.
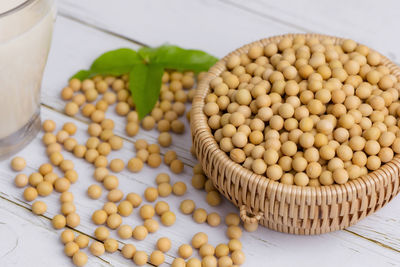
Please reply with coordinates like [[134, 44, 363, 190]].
[[1, 0, 400, 266]]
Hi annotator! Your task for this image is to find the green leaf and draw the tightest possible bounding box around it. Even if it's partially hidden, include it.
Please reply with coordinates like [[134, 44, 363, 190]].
[[151, 44, 218, 72], [138, 47, 158, 63], [69, 44, 218, 119], [70, 70, 92, 80], [129, 63, 164, 119], [90, 48, 142, 76]]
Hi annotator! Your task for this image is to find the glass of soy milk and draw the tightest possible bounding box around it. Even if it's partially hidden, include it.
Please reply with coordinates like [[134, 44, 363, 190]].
[[0, 0, 56, 159]]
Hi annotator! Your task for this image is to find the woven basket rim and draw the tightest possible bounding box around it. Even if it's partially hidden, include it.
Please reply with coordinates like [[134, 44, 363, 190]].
[[191, 33, 400, 199]]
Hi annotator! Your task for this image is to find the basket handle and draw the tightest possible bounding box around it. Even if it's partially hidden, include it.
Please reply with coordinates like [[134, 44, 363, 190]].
[[239, 205, 263, 224]]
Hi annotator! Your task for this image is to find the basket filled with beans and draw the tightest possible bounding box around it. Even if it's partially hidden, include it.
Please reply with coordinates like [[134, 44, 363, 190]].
[[191, 33, 400, 234]]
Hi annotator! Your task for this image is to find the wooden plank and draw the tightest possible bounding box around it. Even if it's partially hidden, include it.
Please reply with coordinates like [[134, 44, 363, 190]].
[[4, 106, 201, 265], [347, 202, 400, 252], [58, 0, 400, 62], [223, 0, 400, 63], [48, 8, 400, 253], [0, 196, 112, 266], [0, 4, 398, 265], [57, 0, 299, 58], [0, 106, 400, 266], [40, 11, 400, 255]]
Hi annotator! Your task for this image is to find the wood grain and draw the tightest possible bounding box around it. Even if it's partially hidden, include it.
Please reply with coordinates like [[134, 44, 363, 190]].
[[57, 0, 400, 63], [2, 106, 400, 266], [0, 196, 113, 266], [0, 1, 400, 266], [223, 0, 400, 63], [57, 0, 298, 57], [55, 0, 400, 251]]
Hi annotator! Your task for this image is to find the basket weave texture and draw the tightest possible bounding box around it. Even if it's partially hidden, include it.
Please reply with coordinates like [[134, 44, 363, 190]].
[[191, 33, 400, 234]]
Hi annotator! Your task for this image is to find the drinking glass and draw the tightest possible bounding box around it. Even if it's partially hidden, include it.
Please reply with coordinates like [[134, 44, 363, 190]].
[[0, 0, 56, 159]]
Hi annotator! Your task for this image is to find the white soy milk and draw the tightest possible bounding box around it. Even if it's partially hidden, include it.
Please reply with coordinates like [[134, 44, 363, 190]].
[[0, 0, 55, 140]]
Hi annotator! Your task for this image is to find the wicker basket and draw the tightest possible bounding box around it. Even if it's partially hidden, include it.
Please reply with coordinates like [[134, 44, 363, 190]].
[[191, 33, 400, 235]]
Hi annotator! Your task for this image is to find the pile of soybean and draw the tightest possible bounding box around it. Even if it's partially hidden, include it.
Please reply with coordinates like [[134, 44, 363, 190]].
[[10, 69, 249, 267], [204, 36, 400, 186]]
